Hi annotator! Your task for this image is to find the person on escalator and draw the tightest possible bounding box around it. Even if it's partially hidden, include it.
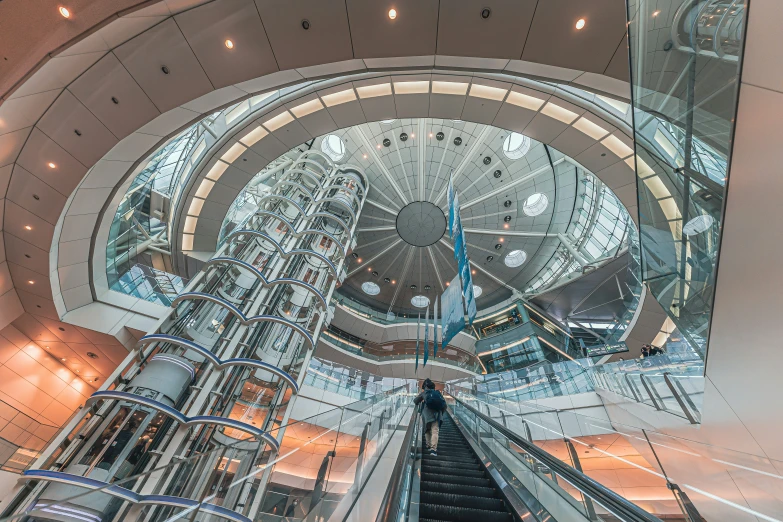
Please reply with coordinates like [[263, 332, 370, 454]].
[[413, 378, 446, 456]]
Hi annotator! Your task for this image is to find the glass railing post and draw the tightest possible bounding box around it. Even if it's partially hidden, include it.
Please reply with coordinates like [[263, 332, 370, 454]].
[[624, 373, 643, 402], [663, 373, 699, 424], [638, 374, 664, 410]]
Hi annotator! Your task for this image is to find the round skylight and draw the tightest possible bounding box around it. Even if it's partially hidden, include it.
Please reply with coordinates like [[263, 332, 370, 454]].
[[472, 285, 482, 298], [505, 250, 528, 268], [411, 295, 430, 308], [502, 133, 532, 160], [320, 135, 346, 162], [361, 282, 380, 295], [683, 215, 714, 236], [522, 193, 548, 216]]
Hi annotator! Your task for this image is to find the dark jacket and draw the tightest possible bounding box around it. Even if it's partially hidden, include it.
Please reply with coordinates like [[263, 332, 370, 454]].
[[414, 390, 443, 424]]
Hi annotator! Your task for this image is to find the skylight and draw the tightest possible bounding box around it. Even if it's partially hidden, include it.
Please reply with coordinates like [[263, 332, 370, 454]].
[[502, 133, 531, 160], [522, 193, 548, 216], [362, 282, 380, 295]]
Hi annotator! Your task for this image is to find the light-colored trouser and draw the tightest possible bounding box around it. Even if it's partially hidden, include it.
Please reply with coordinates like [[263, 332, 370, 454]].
[[424, 421, 439, 450]]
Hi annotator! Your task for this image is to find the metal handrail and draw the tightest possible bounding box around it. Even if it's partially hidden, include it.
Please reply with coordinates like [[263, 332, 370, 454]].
[[375, 408, 420, 522], [447, 393, 662, 522]]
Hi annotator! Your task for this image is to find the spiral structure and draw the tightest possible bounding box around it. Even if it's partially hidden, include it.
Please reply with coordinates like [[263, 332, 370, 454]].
[[11, 150, 367, 522]]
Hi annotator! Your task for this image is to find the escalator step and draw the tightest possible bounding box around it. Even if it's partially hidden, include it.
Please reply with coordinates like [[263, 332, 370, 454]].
[[420, 460, 482, 470], [420, 491, 507, 511], [420, 473, 491, 487], [421, 454, 477, 464], [419, 505, 513, 522], [421, 481, 498, 497], [420, 466, 486, 478]]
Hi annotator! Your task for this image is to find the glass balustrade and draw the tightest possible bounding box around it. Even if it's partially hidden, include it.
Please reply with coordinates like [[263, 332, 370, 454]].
[[0, 385, 414, 522], [448, 384, 782, 522]]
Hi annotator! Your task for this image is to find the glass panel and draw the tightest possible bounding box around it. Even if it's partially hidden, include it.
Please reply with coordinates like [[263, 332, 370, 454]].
[[627, 0, 748, 359]]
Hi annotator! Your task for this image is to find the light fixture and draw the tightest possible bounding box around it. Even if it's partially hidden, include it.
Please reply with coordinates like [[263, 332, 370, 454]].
[[59, 6, 71, 18], [499, 237, 504, 242], [576, 18, 586, 29], [48, 162, 56, 169], [27, 280, 34, 285], [225, 39, 234, 49], [410, 133, 415, 138], [24, 225, 32, 231], [388, 8, 397, 19], [363, 154, 368, 159], [652, 10, 660, 17], [61, 358, 66, 361], [429, 133, 433, 138], [471, 270, 476, 275], [357, 258, 362, 262], [504, 224, 509, 229]]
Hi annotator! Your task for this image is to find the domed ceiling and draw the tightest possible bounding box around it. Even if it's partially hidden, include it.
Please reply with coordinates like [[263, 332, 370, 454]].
[[315, 119, 631, 317], [220, 118, 632, 318]]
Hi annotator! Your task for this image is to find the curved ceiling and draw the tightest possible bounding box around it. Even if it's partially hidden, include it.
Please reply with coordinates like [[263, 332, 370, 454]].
[[0, 0, 682, 366], [327, 119, 585, 316]]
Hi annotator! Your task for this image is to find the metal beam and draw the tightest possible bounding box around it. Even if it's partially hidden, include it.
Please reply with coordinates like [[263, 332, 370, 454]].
[[357, 226, 396, 233], [426, 246, 445, 293], [428, 128, 454, 201], [464, 228, 556, 238], [438, 239, 515, 291], [434, 125, 492, 205], [461, 158, 565, 210], [388, 246, 415, 312], [347, 238, 403, 277], [558, 233, 589, 266], [365, 199, 398, 215], [418, 119, 426, 201], [354, 127, 410, 206]]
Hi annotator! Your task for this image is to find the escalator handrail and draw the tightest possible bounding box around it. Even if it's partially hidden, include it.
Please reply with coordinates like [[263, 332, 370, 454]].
[[447, 393, 662, 522], [375, 408, 420, 522]]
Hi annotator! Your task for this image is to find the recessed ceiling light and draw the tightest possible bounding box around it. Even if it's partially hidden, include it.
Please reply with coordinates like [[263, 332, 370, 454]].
[[357, 258, 362, 262], [59, 6, 71, 18], [429, 133, 433, 137], [471, 270, 476, 275], [27, 280, 34, 285], [410, 133, 415, 138], [652, 10, 660, 17], [499, 238, 504, 242], [363, 154, 367, 159], [61, 358, 66, 361], [24, 225, 32, 231], [225, 39, 234, 49], [504, 224, 509, 229], [48, 162, 56, 169], [576, 18, 586, 29], [388, 8, 397, 19]]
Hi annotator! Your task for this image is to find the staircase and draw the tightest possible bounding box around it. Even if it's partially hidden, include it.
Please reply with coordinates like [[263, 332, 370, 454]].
[[419, 412, 515, 522]]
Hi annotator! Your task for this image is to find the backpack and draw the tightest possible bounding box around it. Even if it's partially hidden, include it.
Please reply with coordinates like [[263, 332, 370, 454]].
[[423, 389, 446, 412]]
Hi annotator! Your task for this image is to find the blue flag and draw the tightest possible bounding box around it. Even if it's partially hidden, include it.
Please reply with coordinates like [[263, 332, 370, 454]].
[[441, 275, 465, 348], [423, 305, 430, 366], [415, 313, 421, 371], [433, 297, 440, 359]]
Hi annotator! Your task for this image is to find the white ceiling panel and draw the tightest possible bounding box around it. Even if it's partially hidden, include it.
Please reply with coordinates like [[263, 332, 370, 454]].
[[0, 128, 32, 169], [15, 128, 87, 196], [114, 18, 214, 113], [68, 53, 161, 140], [4, 201, 55, 252], [436, 0, 536, 59], [255, 0, 354, 70], [36, 90, 119, 167], [0, 90, 61, 135], [346, 0, 439, 59], [8, 52, 107, 100], [6, 166, 67, 225], [175, 0, 279, 89]]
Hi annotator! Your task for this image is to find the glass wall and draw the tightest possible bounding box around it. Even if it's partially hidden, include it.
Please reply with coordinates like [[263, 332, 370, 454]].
[[627, 0, 747, 358]]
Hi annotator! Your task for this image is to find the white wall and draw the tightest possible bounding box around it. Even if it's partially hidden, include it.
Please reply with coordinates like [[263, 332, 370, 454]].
[[700, 0, 783, 464]]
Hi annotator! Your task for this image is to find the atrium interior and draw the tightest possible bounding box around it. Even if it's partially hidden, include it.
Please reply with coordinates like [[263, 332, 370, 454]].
[[0, 0, 777, 521]]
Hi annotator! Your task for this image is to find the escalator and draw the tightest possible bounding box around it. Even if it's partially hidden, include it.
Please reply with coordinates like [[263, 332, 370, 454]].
[[419, 413, 514, 522]]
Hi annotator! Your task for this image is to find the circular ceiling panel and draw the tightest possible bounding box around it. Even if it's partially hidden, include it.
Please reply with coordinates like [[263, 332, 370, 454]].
[[396, 202, 447, 247]]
